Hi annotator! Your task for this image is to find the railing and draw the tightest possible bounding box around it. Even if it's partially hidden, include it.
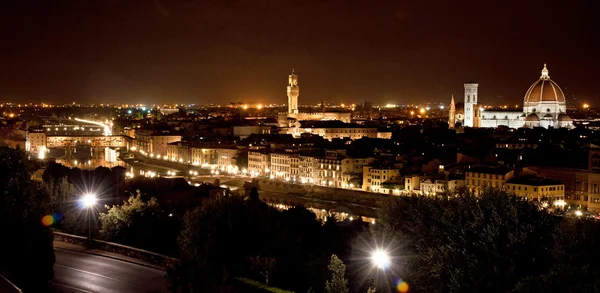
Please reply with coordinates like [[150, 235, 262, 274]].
[[0, 274, 22, 293], [54, 232, 179, 267]]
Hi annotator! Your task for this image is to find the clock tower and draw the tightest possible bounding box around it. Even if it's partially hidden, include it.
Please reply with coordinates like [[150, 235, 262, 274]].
[[287, 69, 299, 115]]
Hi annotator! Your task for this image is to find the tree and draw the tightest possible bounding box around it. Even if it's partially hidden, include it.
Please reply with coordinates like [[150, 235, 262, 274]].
[[42, 176, 88, 235], [378, 188, 556, 292], [248, 255, 276, 286], [324, 255, 349, 293], [99, 192, 179, 255], [511, 218, 600, 293], [0, 147, 55, 292], [248, 187, 260, 202]]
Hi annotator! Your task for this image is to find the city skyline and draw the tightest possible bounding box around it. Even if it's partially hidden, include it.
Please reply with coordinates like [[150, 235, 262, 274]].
[[1, 1, 598, 105]]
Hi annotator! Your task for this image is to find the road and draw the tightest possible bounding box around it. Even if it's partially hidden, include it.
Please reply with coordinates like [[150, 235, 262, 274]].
[[51, 249, 168, 293]]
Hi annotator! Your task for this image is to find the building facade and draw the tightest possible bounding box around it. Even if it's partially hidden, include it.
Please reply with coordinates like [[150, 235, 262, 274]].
[[504, 177, 565, 202], [248, 150, 271, 176], [465, 166, 517, 194], [134, 129, 181, 155], [271, 152, 299, 180], [362, 166, 402, 192]]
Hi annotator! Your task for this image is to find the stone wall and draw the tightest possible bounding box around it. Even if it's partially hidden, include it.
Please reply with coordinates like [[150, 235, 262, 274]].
[[252, 179, 389, 218], [54, 232, 179, 267]]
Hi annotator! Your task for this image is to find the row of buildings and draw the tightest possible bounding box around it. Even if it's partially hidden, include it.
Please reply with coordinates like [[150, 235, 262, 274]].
[[159, 134, 572, 209]]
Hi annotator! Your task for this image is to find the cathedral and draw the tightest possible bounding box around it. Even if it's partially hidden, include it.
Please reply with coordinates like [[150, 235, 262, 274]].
[[277, 70, 351, 128], [449, 64, 573, 129]]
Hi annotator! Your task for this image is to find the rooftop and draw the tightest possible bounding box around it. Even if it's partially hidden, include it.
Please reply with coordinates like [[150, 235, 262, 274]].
[[467, 165, 512, 175], [506, 176, 563, 186], [300, 120, 375, 129]]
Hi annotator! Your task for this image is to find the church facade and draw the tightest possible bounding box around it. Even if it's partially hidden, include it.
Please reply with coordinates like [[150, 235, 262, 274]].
[[449, 64, 573, 129]]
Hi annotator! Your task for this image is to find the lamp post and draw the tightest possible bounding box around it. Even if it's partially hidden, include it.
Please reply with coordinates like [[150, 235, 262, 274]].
[[80, 193, 98, 248]]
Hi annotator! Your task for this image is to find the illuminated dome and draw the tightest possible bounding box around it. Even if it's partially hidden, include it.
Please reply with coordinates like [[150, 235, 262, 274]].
[[523, 64, 566, 107]]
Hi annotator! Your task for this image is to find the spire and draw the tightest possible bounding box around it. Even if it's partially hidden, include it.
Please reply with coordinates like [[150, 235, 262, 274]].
[[541, 63, 550, 80], [292, 68, 295, 75], [450, 94, 455, 107]]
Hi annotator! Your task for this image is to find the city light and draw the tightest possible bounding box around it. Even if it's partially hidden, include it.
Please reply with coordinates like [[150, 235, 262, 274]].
[[38, 146, 47, 159], [80, 193, 98, 208], [553, 199, 566, 208], [575, 210, 583, 217], [583, 103, 590, 109], [370, 249, 391, 270]]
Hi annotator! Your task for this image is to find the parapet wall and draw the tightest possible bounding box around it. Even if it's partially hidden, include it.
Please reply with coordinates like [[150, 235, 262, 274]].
[[54, 232, 179, 267], [252, 179, 389, 217]]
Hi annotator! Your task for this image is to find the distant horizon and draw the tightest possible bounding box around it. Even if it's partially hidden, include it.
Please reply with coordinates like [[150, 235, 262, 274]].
[[0, 64, 594, 108], [1, 1, 597, 106]]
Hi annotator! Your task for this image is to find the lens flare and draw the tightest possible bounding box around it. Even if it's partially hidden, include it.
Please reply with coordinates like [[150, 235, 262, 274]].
[[396, 279, 409, 293], [41, 215, 54, 226]]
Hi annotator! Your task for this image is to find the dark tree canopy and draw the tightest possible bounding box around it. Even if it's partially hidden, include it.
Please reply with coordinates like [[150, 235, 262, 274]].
[[0, 147, 55, 292], [375, 188, 600, 293]]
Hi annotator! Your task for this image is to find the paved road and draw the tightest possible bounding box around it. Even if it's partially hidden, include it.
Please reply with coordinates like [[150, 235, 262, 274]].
[[51, 249, 168, 293]]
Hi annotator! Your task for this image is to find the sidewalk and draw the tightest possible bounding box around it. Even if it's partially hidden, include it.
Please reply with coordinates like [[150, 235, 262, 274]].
[[53, 241, 165, 270]]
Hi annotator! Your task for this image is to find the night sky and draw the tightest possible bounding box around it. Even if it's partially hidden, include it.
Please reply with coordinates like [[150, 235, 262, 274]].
[[1, 0, 599, 106]]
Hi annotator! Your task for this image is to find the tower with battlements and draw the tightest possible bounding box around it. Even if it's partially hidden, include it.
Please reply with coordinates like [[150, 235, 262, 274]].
[[287, 70, 299, 115]]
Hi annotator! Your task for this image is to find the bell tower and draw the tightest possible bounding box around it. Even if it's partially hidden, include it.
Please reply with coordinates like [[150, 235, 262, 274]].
[[448, 94, 456, 128], [287, 69, 299, 115], [464, 82, 478, 127]]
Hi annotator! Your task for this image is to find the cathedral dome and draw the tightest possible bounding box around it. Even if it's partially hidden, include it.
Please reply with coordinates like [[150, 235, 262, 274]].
[[525, 113, 539, 122], [523, 64, 566, 106]]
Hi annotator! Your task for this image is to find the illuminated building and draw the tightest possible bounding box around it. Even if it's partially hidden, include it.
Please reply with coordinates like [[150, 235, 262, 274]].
[[503, 177, 565, 202], [362, 166, 401, 192], [449, 64, 574, 129], [134, 129, 182, 155], [248, 150, 271, 176]]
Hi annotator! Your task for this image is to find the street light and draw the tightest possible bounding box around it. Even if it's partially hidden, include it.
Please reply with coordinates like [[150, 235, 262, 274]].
[[371, 249, 391, 270], [80, 193, 97, 248]]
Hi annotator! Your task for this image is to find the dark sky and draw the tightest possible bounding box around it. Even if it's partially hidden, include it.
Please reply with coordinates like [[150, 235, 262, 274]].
[[1, 0, 599, 106]]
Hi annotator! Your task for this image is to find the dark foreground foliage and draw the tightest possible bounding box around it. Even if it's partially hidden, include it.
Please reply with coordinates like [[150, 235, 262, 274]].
[[0, 147, 55, 292], [168, 192, 365, 293], [376, 188, 600, 293]]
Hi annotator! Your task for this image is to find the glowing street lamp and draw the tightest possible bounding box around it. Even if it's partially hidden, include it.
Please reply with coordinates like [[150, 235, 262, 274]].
[[80, 193, 98, 248], [370, 249, 391, 270]]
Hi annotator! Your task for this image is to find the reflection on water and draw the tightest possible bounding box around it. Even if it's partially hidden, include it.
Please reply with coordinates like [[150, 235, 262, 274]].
[[51, 147, 124, 169], [56, 158, 126, 169], [268, 203, 376, 224]]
